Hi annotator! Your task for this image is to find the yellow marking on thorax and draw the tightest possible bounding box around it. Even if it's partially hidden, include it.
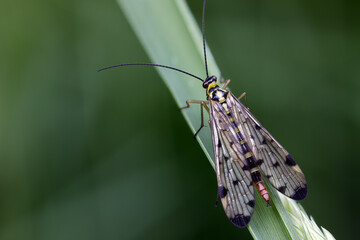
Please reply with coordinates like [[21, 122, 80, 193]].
[[216, 92, 226, 104], [206, 82, 219, 96], [250, 167, 260, 173]]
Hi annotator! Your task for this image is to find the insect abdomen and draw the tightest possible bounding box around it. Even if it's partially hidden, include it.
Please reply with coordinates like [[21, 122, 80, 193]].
[[249, 164, 270, 203], [220, 97, 270, 204], [255, 180, 270, 202]]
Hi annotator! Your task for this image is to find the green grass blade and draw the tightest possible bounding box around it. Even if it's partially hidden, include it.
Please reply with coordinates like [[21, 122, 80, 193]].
[[116, 0, 324, 239], [118, 0, 217, 167]]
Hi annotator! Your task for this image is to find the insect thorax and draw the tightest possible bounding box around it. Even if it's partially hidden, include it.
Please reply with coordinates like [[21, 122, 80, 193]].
[[207, 84, 228, 103]]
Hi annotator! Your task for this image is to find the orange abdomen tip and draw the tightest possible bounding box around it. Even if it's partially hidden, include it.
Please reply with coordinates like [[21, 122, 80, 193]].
[[255, 181, 270, 202]]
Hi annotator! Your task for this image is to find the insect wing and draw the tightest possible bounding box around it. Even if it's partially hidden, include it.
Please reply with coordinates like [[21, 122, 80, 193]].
[[209, 100, 255, 228], [229, 93, 307, 200]]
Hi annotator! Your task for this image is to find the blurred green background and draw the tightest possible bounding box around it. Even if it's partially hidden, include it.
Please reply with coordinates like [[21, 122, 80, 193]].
[[1, 0, 359, 239]]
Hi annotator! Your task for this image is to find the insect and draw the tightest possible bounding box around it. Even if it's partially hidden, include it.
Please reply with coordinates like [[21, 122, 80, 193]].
[[99, 0, 307, 228]]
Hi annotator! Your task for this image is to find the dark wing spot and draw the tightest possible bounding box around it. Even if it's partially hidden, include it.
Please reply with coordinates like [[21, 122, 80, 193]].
[[255, 125, 261, 130], [285, 154, 297, 166], [233, 180, 239, 186], [230, 214, 251, 228], [291, 185, 308, 200], [224, 156, 229, 161], [278, 186, 287, 194], [230, 141, 234, 147], [218, 139, 222, 148], [250, 135, 255, 139], [262, 138, 267, 144], [247, 200, 255, 208], [218, 185, 228, 198], [257, 159, 264, 166], [273, 162, 280, 167]]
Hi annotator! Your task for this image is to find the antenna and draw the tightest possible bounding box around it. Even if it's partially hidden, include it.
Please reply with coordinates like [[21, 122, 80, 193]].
[[98, 63, 203, 82], [202, 0, 209, 78], [98, 0, 210, 83]]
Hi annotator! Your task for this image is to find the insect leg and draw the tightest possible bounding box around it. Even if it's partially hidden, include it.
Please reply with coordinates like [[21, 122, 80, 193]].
[[237, 92, 247, 106], [221, 79, 231, 89], [220, 79, 247, 105], [194, 103, 206, 138], [181, 100, 209, 138]]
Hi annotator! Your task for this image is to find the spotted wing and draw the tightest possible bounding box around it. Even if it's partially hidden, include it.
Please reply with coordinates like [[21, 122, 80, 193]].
[[229, 93, 307, 200], [209, 100, 255, 228]]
